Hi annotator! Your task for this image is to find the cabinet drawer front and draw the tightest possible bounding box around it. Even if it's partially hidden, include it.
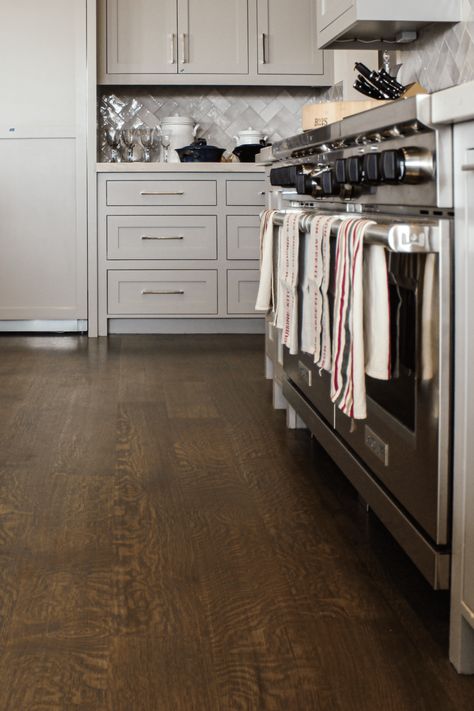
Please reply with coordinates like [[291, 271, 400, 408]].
[[108, 270, 218, 315], [107, 216, 217, 260], [227, 269, 260, 314], [227, 215, 260, 260], [106, 180, 217, 206], [226, 180, 265, 206]]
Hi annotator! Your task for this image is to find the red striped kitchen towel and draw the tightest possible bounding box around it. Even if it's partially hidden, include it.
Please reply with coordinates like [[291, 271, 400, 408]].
[[331, 218, 376, 420], [275, 212, 300, 355], [255, 209, 277, 312]]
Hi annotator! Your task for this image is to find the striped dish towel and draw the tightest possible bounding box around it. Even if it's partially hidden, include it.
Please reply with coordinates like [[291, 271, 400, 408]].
[[255, 209, 277, 312], [331, 218, 376, 420], [301, 215, 336, 371], [275, 212, 300, 355]]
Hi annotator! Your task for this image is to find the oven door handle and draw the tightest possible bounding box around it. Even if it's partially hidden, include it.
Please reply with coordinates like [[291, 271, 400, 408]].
[[268, 210, 443, 254], [385, 223, 441, 254]]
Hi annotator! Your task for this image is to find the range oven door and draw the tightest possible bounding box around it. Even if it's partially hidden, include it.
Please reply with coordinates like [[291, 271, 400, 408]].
[[283, 216, 452, 548], [334, 231, 452, 547]]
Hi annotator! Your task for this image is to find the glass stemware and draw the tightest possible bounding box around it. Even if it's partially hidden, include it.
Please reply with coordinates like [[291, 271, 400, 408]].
[[122, 129, 140, 162], [105, 127, 122, 163], [141, 128, 160, 163], [161, 134, 171, 163]]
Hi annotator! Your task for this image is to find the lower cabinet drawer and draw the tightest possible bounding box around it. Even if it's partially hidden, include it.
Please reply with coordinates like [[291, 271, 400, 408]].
[[226, 180, 265, 206], [106, 179, 217, 207], [227, 269, 260, 315], [108, 270, 218, 315], [227, 215, 260, 260], [107, 215, 217, 260]]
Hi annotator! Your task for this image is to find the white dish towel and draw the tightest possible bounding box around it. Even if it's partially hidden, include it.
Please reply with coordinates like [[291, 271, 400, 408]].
[[364, 245, 391, 380], [275, 212, 300, 355], [421, 253, 438, 381], [331, 218, 376, 420], [301, 215, 336, 371], [255, 209, 277, 313]]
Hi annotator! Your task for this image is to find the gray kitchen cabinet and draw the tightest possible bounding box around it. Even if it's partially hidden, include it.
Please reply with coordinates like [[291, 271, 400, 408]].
[[0, 0, 88, 326], [98, 0, 334, 85], [317, 0, 462, 49], [257, 0, 325, 77], [450, 135, 474, 674], [103, 0, 247, 77], [105, 0, 177, 75], [97, 168, 266, 335], [178, 0, 249, 75]]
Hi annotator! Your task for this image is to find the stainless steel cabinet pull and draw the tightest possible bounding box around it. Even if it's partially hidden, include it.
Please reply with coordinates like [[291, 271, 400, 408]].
[[169, 33, 176, 64], [139, 191, 185, 196], [140, 235, 184, 241], [142, 289, 185, 295], [259, 33, 267, 64], [180, 33, 188, 64], [462, 164, 474, 171]]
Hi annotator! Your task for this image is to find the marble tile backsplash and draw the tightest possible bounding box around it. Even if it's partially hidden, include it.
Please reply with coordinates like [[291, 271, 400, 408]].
[[98, 84, 342, 161], [398, 1, 474, 92]]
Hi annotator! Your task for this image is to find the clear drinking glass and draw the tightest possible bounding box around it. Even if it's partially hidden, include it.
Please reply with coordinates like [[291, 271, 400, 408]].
[[161, 134, 171, 163], [105, 127, 122, 163], [141, 128, 160, 163], [122, 129, 140, 162]]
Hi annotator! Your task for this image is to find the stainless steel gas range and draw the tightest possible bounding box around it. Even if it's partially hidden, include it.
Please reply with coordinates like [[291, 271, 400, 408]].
[[268, 96, 454, 589]]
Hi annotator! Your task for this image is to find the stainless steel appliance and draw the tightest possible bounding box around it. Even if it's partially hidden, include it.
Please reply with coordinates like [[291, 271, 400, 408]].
[[269, 96, 454, 589]]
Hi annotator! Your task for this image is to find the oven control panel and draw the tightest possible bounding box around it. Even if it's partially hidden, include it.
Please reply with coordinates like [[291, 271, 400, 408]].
[[270, 146, 435, 202]]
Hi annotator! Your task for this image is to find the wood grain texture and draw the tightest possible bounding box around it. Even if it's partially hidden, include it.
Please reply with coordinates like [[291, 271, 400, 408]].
[[0, 334, 473, 710]]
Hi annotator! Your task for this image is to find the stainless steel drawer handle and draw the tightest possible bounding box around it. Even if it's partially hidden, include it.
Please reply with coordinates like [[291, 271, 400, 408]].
[[180, 33, 188, 64], [462, 164, 474, 172], [140, 235, 184, 241], [139, 191, 185, 196], [142, 289, 185, 295], [259, 33, 267, 64], [169, 33, 176, 64]]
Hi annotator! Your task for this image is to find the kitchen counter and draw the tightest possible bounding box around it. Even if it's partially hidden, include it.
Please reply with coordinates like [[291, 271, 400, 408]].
[[97, 162, 266, 173], [432, 80, 474, 124]]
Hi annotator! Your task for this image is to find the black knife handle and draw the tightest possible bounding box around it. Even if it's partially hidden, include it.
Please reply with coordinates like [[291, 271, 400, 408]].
[[379, 68, 405, 93], [356, 75, 388, 100], [354, 62, 399, 99], [354, 78, 384, 101], [354, 62, 373, 81]]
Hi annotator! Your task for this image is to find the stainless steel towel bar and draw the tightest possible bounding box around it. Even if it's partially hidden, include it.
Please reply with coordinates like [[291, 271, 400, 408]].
[[270, 210, 443, 254]]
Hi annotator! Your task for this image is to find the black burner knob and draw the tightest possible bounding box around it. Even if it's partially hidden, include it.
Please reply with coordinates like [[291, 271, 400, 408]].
[[380, 149, 405, 183], [335, 159, 347, 184], [321, 170, 337, 196], [269, 167, 282, 186], [295, 173, 315, 196], [363, 153, 380, 183], [347, 156, 362, 184]]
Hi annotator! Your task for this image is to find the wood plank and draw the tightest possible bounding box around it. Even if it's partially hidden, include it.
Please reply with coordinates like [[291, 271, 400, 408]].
[[0, 334, 473, 710]]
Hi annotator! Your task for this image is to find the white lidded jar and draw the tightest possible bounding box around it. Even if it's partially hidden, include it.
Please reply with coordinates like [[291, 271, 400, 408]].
[[160, 115, 200, 163], [233, 127, 268, 147]]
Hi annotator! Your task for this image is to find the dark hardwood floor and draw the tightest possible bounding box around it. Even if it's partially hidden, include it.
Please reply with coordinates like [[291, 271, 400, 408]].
[[0, 334, 473, 710]]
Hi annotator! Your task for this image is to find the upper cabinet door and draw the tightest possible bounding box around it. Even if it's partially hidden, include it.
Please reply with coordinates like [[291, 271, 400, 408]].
[[0, 0, 85, 134], [106, 0, 178, 75], [257, 0, 324, 75], [178, 0, 249, 75]]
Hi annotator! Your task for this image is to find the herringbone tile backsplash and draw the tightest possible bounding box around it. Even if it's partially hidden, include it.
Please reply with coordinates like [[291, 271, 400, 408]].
[[98, 85, 341, 161], [399, 1, 474, 91]]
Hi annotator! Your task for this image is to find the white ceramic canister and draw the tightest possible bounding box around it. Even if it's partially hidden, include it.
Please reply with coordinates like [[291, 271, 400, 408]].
[[233, 127, 268, 147], [160, 115, 200, 163]]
